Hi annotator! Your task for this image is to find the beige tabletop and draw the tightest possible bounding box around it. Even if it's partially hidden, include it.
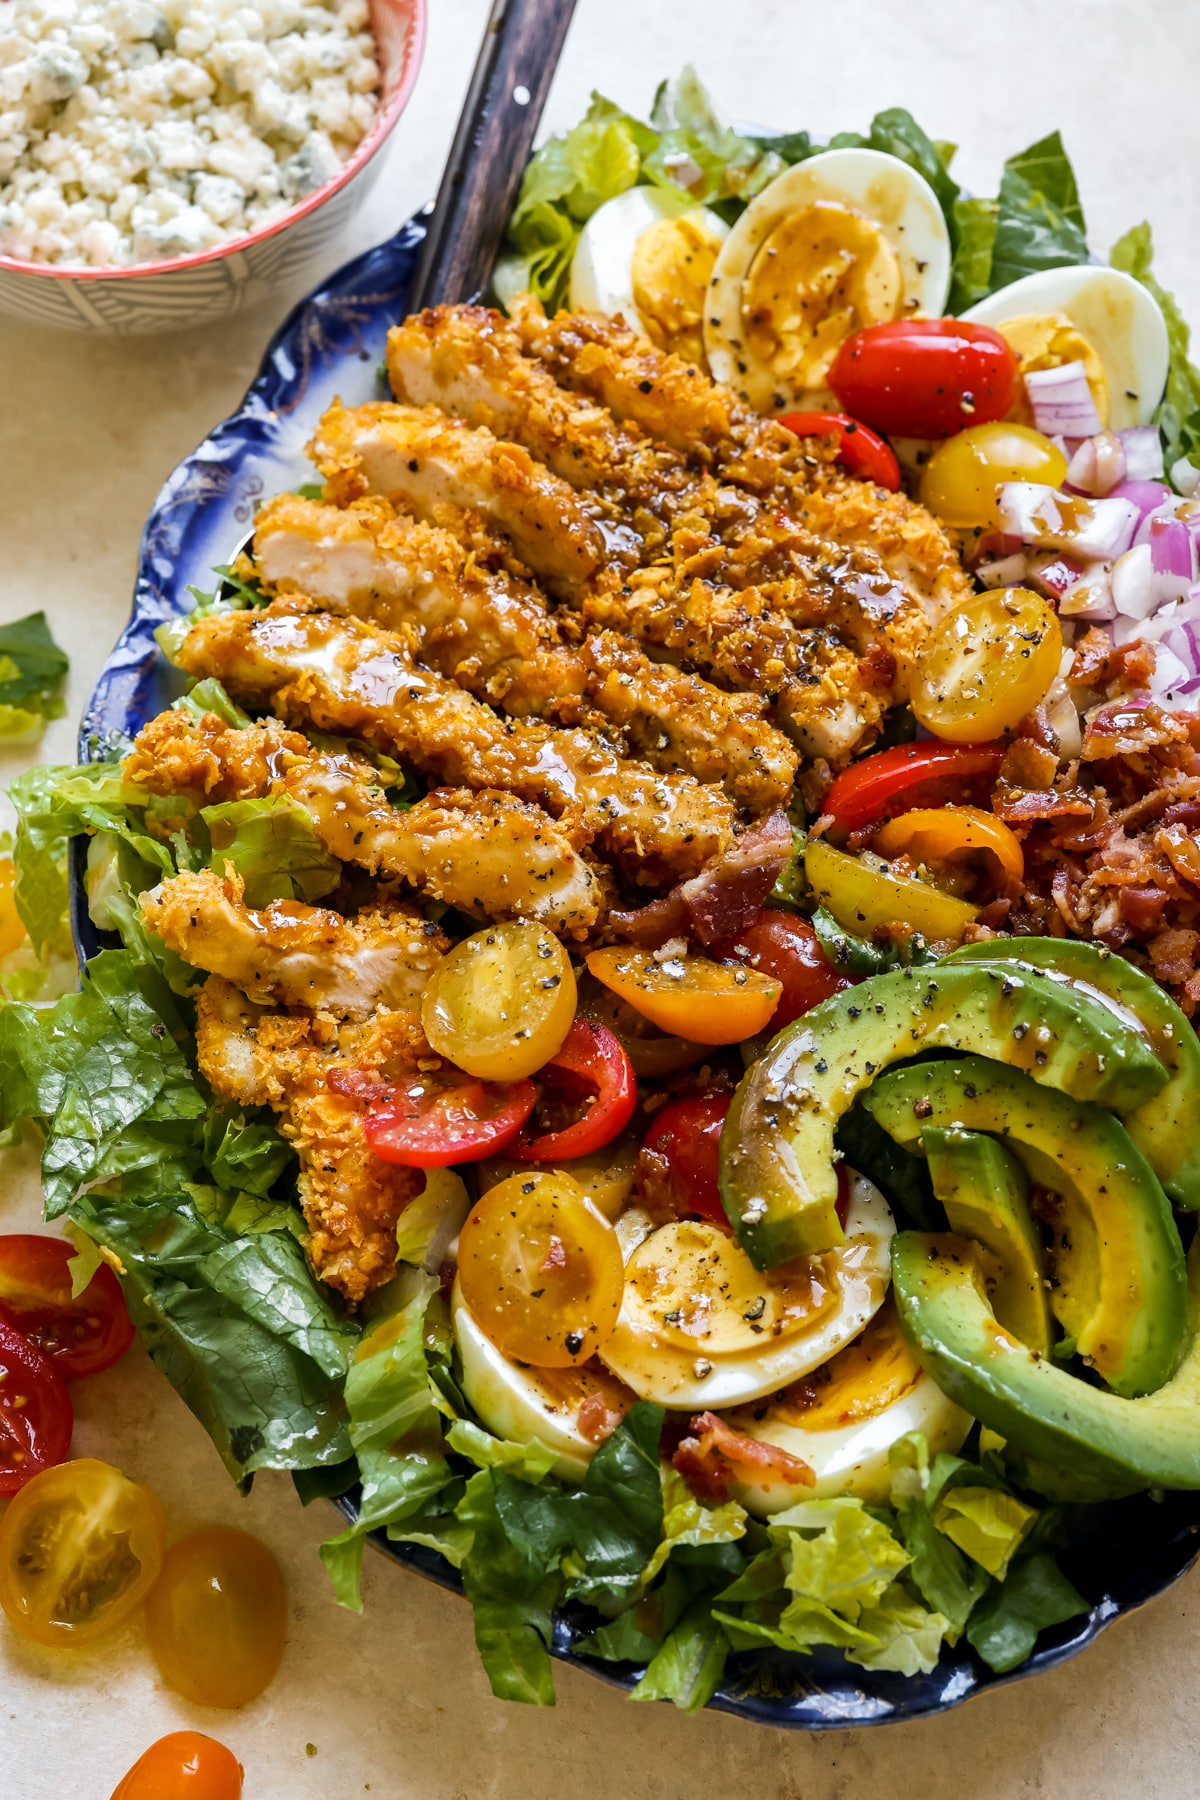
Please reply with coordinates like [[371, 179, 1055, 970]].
[[3, 2, 1200, 1794]]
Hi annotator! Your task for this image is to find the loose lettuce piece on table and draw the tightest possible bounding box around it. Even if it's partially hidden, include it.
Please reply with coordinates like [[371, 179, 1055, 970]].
[[1111, 220, 1200, 475], [0, 610, 68, 742]]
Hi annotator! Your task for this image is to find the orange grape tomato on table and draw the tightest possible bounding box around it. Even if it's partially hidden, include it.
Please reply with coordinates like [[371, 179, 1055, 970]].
[[110, 1732, 244, 1800], [145, 1526, 287, 1710]]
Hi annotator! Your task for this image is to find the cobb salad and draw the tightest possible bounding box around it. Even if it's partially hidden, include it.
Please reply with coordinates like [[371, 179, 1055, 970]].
[[4, 69, 1200, 1718]]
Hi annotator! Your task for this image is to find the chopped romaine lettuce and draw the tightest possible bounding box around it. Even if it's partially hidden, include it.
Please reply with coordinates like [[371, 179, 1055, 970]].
[[1111, 220, 1200, 474], [201, 792, 342, 906], [0, 611, 68, 742]]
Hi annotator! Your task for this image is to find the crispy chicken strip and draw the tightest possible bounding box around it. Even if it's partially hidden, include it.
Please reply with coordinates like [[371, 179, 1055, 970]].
[[125, 709, 606, 934], [142, 866, 446, 1016], [308, 400, 604, 592], [174, 603, 737, 886], [196, 976, 428, 1303], [253, 493, 798, 812]]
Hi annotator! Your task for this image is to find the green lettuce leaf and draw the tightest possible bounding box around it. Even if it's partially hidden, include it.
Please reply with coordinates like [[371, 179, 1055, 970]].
[[888, 1434, 987, 1633], [947, 195, 1000, 312], [965, 1552, 1088, 1674], [836, 1100, 937, 1229], [846, 1587, 950, 1675], [774, 1495, 912, 1623], [811, 904, 936, 977], [990, 131, 1087, 292], [629, 1595, 730, 1712], [174, 678, 253, 730], [0, 611, 68, 741], [457, 1467, 563, 1704], [642, 68, 786, 207], [446, 1418, 558, 1482], [641, 1466, 746, 1586], [934, 1485, 1037, 1579], [393, 1168, 471, 1270], [1110, 220, 1200, 473], [201, 793, 342, 906]]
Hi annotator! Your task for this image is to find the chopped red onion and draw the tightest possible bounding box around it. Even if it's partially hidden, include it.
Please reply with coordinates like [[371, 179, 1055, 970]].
[[1110, 479, 1172, 525], [1158, 622, 1200, 674], [1024, 361, 1103, 438], [1030, 553, 1085, 599], [976, 553, 1031, 588], [1060, 565, 1116, 622], [1111, 543, 1156, 620], [1120, 426, 1165, 482], [1170, 456, 1200, 498], [1150, 514, 1197, 604], [996, 482, 1139, 561], [1151, 644, 1194, 693], [1067, 432, 1126, 496]]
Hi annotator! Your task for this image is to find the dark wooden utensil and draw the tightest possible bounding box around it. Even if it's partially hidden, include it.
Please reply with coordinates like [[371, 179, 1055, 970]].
[[408, 0, 578, 311]]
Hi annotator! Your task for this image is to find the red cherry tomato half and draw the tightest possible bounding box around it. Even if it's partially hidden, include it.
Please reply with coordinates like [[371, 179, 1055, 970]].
[[828, 319, 1018, 440], [821, 740, 1007, 834], [710, 909, 852, 1031], [0, 1316, 73, 1495], [109, 1732, 244, 1800], [639, 1092, 732, 1230], [0, 1235, 134, 1380], [329, 1066, 535, 1168], [777, 410, 901, 491], [512, 1020, 637, 1163]]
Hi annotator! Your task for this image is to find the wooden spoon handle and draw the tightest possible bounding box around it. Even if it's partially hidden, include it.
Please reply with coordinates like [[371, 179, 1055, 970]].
[[408, 0, 578, 310]]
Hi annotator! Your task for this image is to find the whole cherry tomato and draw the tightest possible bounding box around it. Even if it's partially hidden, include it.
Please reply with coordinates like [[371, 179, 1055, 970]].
[[638, 1093, 733, 1230], [0, 1316, 72, 1495], [145, 1527, 286, 1709], [512, 1020, 637, 1162], [828, 319, 1018, 439], [0, 1234, 134, 1379], [709, 910, 851, 1031], [109, 1733, 244, 1800], [777, 410, 901, 490]]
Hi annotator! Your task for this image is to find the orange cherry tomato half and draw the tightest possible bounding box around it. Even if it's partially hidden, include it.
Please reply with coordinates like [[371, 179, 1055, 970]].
[[110, 1732, 244, 1800], [821, 740, 1006, 833], [708, 909, 852, 1031], [586, 947, 781, 1046], [0, 1315, 72, 1494], [828, 319, 1018, 439], [329, 1065, 535, 1167], [874, 805, 1026, 889], [145, 1527, 287, 1710], [777, 410, 901, 490], [0, 1234, 135, 1380], [511, 1019, 637, 1163]]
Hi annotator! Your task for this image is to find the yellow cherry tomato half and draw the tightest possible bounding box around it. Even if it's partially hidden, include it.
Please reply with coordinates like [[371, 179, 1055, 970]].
[[478, 1132, 640, 1222], [919, 422, 1068, 528], [912, 588, 1062, 744], [145, 1527, 286, 1710], [421, 921, 576, 1083], [874, 805, 1025, 888], [805, 838, 979, 943], [0, 856, 27, 959], [0, 1457, 165, 1647], [109, 1732, 244, 1800], [457, 1171, 624, 1367], [585, 946, 781, 1046]]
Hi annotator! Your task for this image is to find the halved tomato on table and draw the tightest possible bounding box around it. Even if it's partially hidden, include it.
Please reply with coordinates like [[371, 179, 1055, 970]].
[[0, 1234, 135, 1379], [0, 1315, 72, 1494]]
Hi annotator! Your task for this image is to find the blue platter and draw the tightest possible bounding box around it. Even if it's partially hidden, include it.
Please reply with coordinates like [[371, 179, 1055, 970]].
[[76, 212, 1200, 1727]]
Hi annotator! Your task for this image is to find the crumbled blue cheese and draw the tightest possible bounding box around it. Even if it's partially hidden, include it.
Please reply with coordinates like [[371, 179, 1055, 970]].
[[0, 0, 380, 267]]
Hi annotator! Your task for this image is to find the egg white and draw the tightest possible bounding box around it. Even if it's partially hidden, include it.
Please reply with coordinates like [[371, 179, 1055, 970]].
[[568, 186, 729, 344], [704, 148, 952, 411], [597, 1169, 895, 1409], [962, 266, 1169, 429], [725, 1303, 972, 1514]]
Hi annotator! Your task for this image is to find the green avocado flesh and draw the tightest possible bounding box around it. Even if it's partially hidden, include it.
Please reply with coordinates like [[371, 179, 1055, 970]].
[[865, 1058, 1187, 1397], [948, 937, 1200, 1208], [720, 960, 1168, 1270], [923, 1126, 1053, 1355], [892, 1232, 1200, 1501]]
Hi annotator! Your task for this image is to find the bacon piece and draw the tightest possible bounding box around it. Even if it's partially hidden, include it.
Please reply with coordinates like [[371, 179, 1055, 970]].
[[1118, 884, 1169, 932], [672, 1410, 815, 1504], [577, 1392, 625, 1445], [992, 785, 1095, 824], [610, 810, 793, 948]]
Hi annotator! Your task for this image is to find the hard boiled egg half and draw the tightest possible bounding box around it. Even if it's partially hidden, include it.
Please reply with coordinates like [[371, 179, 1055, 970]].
[[570, 186, 730, 366], [723, 1298, 971, 1513], [963, 266, 1169, 430], [704, 149, 952, 411]]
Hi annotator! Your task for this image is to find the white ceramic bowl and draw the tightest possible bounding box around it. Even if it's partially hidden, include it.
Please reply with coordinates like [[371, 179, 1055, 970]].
[[0, 0, 426, 335]]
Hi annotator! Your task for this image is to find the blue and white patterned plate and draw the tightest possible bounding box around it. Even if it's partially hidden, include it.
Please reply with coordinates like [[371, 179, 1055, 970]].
[[76, 213, 1200, 1727]]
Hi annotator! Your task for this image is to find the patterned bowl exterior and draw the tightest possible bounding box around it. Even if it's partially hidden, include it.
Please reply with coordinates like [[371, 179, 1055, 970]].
[[0, 0, 424, 335], [75, 213, 1200, 1726]]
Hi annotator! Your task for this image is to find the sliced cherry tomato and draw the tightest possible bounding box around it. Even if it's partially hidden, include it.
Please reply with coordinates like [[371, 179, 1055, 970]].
[[822, 740, 1006, 833], [0, 1234, 134, 1380], [146, 1527, 286, 1709], [457, 1171, 625, 1367], [0, 1457, 164, 1645], [828, 319, 1018, 439], [586, 946, 781, 1046], [874, 805, 1026, 890], [710, 910, 851, 1031], [0, 856, 27, 959], [421, 921, 576, 1082], [110, 1733, 244, 1800], [639, 1093, 732, 1229], [329, 1066, 536, 1168], [912, 588, 1062, 743], [0, 1316, 72, 1494], [512, 1019, 637, 1162], [919, 421, 1067, 527], [777, 410, 901, 490]]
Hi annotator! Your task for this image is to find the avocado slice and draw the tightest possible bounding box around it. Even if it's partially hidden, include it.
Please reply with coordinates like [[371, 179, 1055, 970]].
[[923, 1126, 1053, 1355], [892, 1231, 1200, 1501], [948, 937, 1200, 1209], [865, 1057, 1186, 1397], [720, 961, 1168, 1270]]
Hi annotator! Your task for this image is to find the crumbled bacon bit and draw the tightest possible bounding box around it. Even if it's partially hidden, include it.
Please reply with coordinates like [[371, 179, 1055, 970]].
[[672, 1410, 815, 1504], [541, 1234, 567, 1272], [577, 1392, 627, 1445]]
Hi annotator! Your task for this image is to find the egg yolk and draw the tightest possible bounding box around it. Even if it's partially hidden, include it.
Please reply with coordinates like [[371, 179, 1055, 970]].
[[631, 214, 726, 364], [766, 1300, 921, 1430], [997, 311, 1110, 427], [740, 198, 903, 391]]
